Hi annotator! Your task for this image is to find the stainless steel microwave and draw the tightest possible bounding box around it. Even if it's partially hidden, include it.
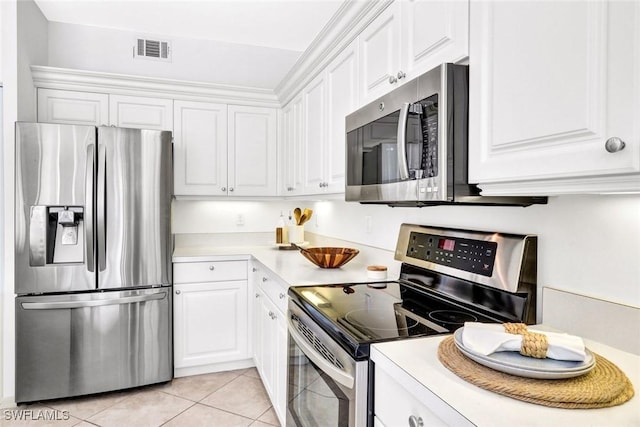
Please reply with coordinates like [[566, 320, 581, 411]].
[[345, 63, 546, 206]]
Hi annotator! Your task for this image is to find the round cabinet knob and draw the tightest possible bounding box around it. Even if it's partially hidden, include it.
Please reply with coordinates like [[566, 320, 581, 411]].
[[262, 277, 268, 282], [229, 187, 234, 192], [319, 182, 323, 188], [378, 102, 385, 112], [279, 293, 285, 299], [389, 75, 398, 84], [252, 267, 257, 272], [209, 265, 215, 271], [605, 137, 626, 153], [255, 293, 260, 298], [221, 187, 226, 192], [397, 70, 406, 80], [175, 290, 181, 295], [408, 415, 424, 427]]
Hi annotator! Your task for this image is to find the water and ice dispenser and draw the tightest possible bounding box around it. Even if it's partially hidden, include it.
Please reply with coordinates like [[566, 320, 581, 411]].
[[29, 206, 84, 266]]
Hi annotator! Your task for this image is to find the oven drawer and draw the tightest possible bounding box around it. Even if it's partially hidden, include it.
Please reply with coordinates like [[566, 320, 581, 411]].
[[174, 260, 248, 284]]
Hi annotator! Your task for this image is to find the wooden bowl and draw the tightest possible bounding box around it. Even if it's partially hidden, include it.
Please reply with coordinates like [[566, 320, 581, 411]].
[[299, 247, 360, 269]]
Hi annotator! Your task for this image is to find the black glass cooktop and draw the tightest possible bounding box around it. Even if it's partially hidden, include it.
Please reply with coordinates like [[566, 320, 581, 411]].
[[288, 279, 513, 359]]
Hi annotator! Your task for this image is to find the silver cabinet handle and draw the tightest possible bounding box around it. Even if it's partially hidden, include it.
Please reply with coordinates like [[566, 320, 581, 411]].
[[255, 293, 260, 298], [605, 137, 626, 153], [408, 415, 424, 427], [252, 267, 257, 272], [262, 277, 268, 282], [397, 70, 406, 80], [175, 290, 181, 295], [268, 311, 274, 318], [279, 293, 285, 299], [209, 265, 215, 271], [221, 187, 226, 192], [389, 75, 398, 84], [229, 187, 234, 192]]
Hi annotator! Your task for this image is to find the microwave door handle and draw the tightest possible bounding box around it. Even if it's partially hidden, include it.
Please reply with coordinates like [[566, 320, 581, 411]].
[[397, 102, 411, 180]]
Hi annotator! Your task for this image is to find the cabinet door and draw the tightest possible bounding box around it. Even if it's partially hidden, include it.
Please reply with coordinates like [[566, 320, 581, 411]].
[[281, 96, 305, 195], [469, 1, 640, 193], [228, 105, 278, 196], [325, 40, 358, 193], [109, 95, 173, 131], [401, 0, 469, 80], [257, 290, 277, 399], [302, 73, 327, 193], [174, 281, 248, 368], [273, 310, 288, 423], [359, 3, 401, 103], [37, 88, 109, 126], [173, 100, 228, 196]]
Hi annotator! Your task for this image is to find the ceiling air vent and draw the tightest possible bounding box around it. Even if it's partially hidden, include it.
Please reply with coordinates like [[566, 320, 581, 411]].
[[134, 38, 172, 62]]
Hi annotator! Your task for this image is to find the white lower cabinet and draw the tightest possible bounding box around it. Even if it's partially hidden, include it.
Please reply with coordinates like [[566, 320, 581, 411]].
[[372, 347, 472, 427], [252, 263, 288, 425], [173, 260, 252, 377]]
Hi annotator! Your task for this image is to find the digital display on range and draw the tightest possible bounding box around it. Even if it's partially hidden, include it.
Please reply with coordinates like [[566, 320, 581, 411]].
[[406, 232, 498, 277], [438, 238, 455, 251]]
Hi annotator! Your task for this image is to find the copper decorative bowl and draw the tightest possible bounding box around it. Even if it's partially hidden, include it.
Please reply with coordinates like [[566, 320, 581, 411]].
[[298, 247, 360, 269]]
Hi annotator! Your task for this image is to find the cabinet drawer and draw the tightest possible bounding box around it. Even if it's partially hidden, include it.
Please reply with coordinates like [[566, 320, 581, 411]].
[[174, 261, 247, 284], [375, 363, 448, 427], [253, 266, 288, 313]]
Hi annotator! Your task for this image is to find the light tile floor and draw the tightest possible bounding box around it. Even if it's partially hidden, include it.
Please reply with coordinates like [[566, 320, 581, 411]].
[[2, 368, 280, 427]]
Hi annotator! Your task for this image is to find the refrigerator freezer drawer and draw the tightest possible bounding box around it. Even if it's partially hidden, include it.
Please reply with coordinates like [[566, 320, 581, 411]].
[[15, 288, 172, 403]]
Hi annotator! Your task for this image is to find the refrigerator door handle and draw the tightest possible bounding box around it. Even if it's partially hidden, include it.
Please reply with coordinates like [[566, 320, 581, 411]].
[[20, 291, 167, 310], [85, 144, 95, 272], [97, 144, 107, 271]]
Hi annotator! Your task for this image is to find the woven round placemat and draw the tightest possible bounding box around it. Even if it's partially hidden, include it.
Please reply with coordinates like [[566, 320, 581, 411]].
[[438, 336, 635, 409]]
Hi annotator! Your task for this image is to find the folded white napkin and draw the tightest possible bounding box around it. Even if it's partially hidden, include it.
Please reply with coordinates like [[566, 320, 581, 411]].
[[461, 322, 586, 362]]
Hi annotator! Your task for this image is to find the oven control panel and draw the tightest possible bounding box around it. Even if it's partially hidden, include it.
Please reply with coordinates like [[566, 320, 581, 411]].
[[406, 231, 497, 276]]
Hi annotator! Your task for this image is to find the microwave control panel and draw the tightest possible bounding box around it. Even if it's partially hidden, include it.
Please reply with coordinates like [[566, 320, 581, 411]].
[[406, 232, 497, 276]]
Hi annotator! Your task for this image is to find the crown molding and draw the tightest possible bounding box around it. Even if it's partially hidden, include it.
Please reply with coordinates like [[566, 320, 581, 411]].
[[31, 65, 280, 107], [275, 0, 393, 105]]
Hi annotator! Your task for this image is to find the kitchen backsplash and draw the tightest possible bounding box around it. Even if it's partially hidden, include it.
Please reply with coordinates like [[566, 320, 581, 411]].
[[172, 194, 640, 309]]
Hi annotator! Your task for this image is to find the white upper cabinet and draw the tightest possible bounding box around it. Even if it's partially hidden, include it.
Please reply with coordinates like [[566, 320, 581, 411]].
[[174, 100, 228, 196], [469, 0, 640, 195], [37, 88, 109, 126], [109, 95, 173, 131], [280, 95, 305, 196], [227, 105, 278, 196], [359, 0, 469, 103], [302, 73, 327, 193], [359, 4, 402, 103], [174, 101, 278, 197], [325, 41, 359, 193]]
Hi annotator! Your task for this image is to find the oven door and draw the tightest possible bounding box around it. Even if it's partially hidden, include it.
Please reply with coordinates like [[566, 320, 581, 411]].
[[287, 302, 368, 427]]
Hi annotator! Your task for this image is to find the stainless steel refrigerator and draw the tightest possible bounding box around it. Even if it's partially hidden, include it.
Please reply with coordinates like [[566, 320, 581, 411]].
[[14, 122, 173, 403]]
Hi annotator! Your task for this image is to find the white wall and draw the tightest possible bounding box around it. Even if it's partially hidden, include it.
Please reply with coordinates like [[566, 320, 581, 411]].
[[47, 22, 301, 89], [173, 195, 640, 309]]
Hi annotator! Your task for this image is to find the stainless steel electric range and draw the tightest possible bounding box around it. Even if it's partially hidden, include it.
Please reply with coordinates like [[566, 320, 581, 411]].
[[286, 224, 538, 427]]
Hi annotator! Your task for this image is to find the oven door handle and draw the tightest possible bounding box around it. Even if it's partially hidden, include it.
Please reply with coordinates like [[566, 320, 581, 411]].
[[288, 316, 355, 389], [397, 102, 411, 181]]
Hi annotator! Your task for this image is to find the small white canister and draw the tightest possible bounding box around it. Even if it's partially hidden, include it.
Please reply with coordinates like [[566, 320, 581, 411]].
[[366, 265, 388, 280], [288, 225, 305, 243]]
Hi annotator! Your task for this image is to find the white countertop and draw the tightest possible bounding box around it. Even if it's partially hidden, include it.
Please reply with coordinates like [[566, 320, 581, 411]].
[[371, 334, 640, 427], [172, 232, 401, 286]]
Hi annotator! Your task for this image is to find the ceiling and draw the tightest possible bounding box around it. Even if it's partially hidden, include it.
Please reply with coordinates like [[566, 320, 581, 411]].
[[34, 0, 345, 53]]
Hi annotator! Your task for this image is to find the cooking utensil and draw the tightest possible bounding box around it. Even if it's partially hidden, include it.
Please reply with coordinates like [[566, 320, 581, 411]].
[[293, 208, 302, 225], [300, 208, 313, 225]]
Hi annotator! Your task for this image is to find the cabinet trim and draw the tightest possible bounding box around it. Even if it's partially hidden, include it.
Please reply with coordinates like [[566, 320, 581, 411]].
[[31, 65, 280, 108], [478, 173, 640, 196]]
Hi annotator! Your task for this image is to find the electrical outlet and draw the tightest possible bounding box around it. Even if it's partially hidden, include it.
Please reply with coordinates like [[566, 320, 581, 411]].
[[236, 214, 244, 226], [365, 216, 372, 233]]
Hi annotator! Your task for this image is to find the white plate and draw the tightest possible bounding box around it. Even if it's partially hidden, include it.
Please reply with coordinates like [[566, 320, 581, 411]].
[[453, 328, 596, 379]]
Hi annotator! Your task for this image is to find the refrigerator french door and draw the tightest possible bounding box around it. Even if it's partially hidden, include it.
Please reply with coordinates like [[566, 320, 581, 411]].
[[14, 122, 173, 403]]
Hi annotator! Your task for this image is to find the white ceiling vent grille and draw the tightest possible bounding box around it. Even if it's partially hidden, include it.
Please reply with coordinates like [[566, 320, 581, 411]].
[[134, 38, 172, 62]]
